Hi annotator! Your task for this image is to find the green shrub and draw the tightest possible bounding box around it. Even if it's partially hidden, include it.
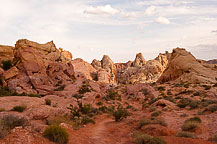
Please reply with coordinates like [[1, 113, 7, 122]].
[[112, 106, 129, 122], [151, 111, 162, 117], [184, 83, 189, 88], [138, 118, 167, 129], [0, 86, 13, 96], [133, 132, 166, 144], [104, 89, 121, 101], [149, 107, 156, 112], [1, 60, 12, 71], [202, 85, 211, 90], [177, 131, 195, 138], [96, 101, 103, 106], [0, 108, 5, 112], [43, 125, 69, 144], [138, 118, 152, 129], [45, 99, 52, 105], [142, 89, 149, 96], [11, 105, 26, 112], [81, 104, 92, 114]]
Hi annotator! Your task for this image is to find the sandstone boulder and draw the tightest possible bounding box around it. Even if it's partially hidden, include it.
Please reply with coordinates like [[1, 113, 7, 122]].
[[158, 48, 217, 83], [0, 45, 14, 63], [132, 53, 146, 67]]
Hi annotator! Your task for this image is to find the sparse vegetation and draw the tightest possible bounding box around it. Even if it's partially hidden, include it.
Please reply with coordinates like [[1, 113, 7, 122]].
[[0, 114, 28, 138], [112, 105, 129, 122], [54, 84, 66, 91], [151, 111, 162, 117], [104, 89, 121, 101], [182, 117, 201, 131], [43, 124, 69, 144], [133, 132, 166, 144], [138, 117, 167, 129], [157, 86, 165, 91], [78, 81, 91, 94], [11, 105, 26, 112], [209, 133, 217, 143], [177, 98, 191, 108], [206, 104, 217, 113], [45, 98, 52, 105], [177, 131, 195, 138], [28, 93, 40, 98]]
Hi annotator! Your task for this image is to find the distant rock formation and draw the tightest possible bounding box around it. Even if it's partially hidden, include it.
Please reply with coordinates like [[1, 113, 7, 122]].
[[158, 48, 217, 83], [132, 53, 146, 67]]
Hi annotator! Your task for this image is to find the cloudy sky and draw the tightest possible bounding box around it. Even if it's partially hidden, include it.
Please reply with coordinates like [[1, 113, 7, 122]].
[[0, 0, 217, 62]]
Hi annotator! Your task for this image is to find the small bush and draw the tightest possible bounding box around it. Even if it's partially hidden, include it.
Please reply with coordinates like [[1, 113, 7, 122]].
[[1, 60, 12, 71], [177, 131, 195, 138], [45, 99, 52, 105], [138, 118, 167, 129], [11, 105, 26, 112], [151, 111, 162, 117], [202, 85, 211, 90], [185, 117, 202, 123], [149, 107, 156, 112], [182, 121, 199, 131], [213, 83, 217, 87], [96, 101, 103, 106], [142, 89, 148, 96], [210, 133, 217, 142], [43, 125, 69, 144], [133, 132, 166, 144], [78, 83, 91, 94], [104, 89, 121, 101], [112, 106, 129, 122], [184, 83, 189, 88], [81, 116, 95, 125]]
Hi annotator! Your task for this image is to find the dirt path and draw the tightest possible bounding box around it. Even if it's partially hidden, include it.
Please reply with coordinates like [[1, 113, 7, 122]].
[[89, 118, 113, 144]]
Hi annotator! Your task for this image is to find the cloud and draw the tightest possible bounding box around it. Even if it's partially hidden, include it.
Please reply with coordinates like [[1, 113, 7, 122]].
[[84, 5, 119, 15], [145, 6, 157, 15], [155, 16, 170, 24]]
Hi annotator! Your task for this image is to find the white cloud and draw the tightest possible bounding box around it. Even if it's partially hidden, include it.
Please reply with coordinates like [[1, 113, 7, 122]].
[[84, 5, 119, 15], [155, 16, 170, 24], [145, 6, 157, 15]]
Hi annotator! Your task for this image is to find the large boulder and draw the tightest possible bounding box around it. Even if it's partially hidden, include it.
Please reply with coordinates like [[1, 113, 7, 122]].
[[71, 58, 97, 80], [132, 53, 146, 67], [158, 48, 217, 83]]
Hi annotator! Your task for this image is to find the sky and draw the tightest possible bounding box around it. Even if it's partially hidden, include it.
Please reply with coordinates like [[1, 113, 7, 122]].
[[0, 0, 217, 63]]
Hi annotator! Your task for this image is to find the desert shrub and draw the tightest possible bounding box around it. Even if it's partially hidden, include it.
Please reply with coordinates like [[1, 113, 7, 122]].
[[167, 90, 172, 96], [207, 104, 217, 112], [11, 105, 26, 112], [1, 60, 12, 71], [55, 80, 63, 87], [185, 117, 201, 123], [81, 116, 95, 125], [138, 118, 167, 129], [133, 132, 166, 144], [177, 131, 195, 138], [149, 98, 161, 105], [177, 90, 193, 95], [45, 99, 52, 105], [0, 108, 5, 112], [151, 111, 162, 117], [104, 89, 121, 101], [80, 104, 92, 114], [0, 86, 13, 96], [54, 85, 66, 91], [189, 100, 199, 109], [182, 121, 199, 131], [157, 86, 165, 91], [28, 93, 40, 98], [78, 82, 91, 94], [112, 106, 129, 122], [177, 98, 191, 108], [163, 96, 175, 103], [0, 114, 28, 138], [193, 92, 200, 96], [213, 83, 217, 87], [43, 124, 69, 144], [182, 117, 201, 131]]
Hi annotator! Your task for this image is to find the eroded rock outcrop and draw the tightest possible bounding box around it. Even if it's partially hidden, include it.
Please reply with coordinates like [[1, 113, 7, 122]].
[[5, 39, 75, 95], [132, 53, 146, 67], [0, 45, 14, 63], [158, 48, 217, 83]]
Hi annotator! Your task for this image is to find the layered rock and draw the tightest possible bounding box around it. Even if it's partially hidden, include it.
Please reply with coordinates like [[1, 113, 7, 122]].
[[158, 48, 217, 83], [5, 39, 75, 95], [132, 53, 146, 67]]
